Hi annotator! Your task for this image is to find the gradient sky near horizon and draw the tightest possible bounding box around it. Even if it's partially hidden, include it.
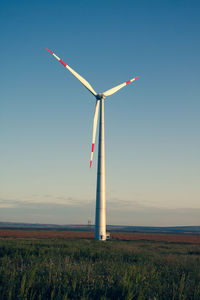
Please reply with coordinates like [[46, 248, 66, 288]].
[[1, 0, 200, 226]]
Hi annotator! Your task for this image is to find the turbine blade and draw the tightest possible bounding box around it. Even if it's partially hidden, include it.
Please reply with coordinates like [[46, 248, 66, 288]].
[[46, 48, 97, 96], [90, 100, 100, 168], [103, 76, 138, 97]]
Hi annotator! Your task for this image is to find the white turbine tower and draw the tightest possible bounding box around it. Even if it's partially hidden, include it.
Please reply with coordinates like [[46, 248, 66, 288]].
[[46, 48, 138, 241]]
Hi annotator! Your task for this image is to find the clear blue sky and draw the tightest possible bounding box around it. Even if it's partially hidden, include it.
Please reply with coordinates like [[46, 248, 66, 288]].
[[1, 0, 200, 225]]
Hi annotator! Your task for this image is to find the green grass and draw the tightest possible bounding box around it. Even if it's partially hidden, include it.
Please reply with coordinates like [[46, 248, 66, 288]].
[[0, 238, 200, 299]]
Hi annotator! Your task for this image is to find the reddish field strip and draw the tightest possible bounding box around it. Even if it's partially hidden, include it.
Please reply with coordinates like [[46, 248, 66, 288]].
[[0, 230, 94, 239], [0, 230, 200, 243]]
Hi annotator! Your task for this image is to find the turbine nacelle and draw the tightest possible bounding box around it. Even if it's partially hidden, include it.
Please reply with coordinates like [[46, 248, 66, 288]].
[[96, 93, 105, 100]]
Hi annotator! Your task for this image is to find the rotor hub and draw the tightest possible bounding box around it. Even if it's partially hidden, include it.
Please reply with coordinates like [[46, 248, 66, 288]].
[[96, 93, 104, 100]]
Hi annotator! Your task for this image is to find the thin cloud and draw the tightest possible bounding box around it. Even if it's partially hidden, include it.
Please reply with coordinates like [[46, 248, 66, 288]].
[[0, 196, 92, 209], [0, 197, 199, 226]]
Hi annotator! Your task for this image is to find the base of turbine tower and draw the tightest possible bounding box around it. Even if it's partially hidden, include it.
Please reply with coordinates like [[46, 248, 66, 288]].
[[95, 231, 107, 241]]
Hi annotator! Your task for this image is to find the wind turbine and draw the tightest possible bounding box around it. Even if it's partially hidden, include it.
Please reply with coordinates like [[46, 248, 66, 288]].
[[46, 48, 138, 240]]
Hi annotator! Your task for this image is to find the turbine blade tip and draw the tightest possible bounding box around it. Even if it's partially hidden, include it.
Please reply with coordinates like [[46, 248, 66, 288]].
[[46, 48, 53, 54], [90, 161, 92, 168]]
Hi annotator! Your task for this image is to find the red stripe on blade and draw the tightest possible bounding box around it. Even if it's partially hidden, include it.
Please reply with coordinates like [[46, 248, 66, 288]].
[[60, 59, 67, 67], [92, 143, 94, 152], [90, 161, 92, 168], [46, 48, 54, 54], [126, 80, 131, 85]]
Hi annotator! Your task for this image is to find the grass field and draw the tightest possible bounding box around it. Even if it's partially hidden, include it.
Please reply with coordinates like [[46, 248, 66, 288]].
[[0, 233, 200, 299]]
